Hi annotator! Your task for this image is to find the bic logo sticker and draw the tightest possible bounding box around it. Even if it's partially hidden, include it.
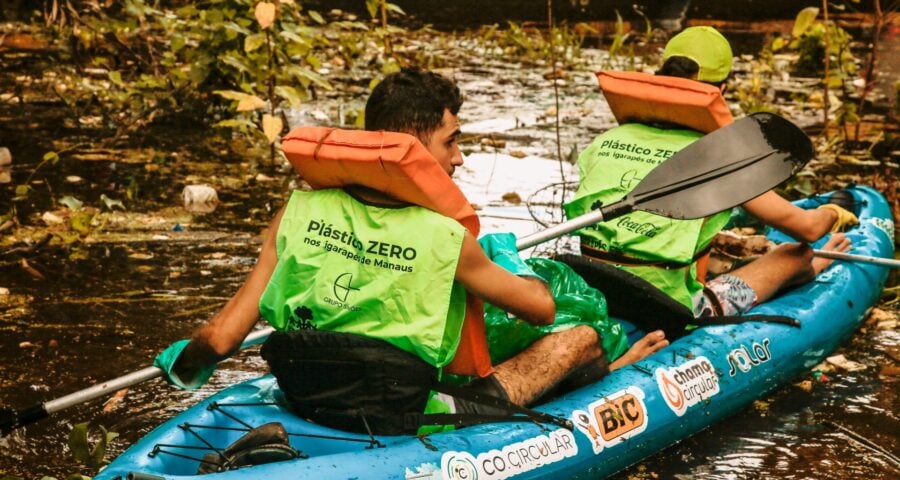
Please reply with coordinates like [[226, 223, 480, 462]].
[[332, 272, 359, 302], [572, 386, 648, 455], [656, 356, 720, 417]]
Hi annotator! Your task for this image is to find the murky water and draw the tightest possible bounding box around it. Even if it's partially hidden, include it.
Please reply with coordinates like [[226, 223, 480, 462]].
[[1, 28, 898, 479]]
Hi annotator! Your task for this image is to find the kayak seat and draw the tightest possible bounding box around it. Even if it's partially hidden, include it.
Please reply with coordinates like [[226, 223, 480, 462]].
[[554, 253, 694, 340], [261, 329, 573, 435]]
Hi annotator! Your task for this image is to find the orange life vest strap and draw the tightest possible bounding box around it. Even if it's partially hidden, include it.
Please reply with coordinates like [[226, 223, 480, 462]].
[[597, 71, 733, 134], [281, 127, 494, 377]]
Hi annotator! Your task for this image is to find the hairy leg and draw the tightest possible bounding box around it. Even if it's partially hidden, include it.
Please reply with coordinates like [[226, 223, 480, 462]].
[[729, 233, 849, 303], [493, 325, 601, 405]]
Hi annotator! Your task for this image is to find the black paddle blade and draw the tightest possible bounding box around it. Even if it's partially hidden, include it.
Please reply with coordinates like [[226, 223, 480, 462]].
[[0, 405, 48, 436], [628, 112, 814, 220]]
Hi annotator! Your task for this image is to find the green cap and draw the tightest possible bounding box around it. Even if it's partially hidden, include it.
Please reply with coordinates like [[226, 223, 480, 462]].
[[663, 26, 733, 83]]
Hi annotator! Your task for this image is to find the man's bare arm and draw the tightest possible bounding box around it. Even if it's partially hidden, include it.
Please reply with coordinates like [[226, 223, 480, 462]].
[[742, 191, 837, 243], [172, 208, 284, 381], [454, 232, 555, 326]]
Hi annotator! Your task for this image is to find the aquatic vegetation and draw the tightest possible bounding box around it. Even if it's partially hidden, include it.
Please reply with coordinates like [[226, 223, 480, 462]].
[[69, 421, 118, 470]]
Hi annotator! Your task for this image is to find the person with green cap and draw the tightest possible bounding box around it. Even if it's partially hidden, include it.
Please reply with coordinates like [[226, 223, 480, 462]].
[[566, 25, 858, 321]]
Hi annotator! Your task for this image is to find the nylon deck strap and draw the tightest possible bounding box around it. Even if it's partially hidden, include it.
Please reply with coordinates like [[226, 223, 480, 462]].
[[690, 315, 800, 328], [409, 383, 574, 431]]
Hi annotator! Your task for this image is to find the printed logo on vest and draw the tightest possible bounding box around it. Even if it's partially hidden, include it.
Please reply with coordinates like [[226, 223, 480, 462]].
[[333, 272, 360, 302], [655, 356, 720, 416], [619, 169, 644, 190], [616, 216, 661, 238], [289, 305, 314, 330], [324, 272, 361, 312]]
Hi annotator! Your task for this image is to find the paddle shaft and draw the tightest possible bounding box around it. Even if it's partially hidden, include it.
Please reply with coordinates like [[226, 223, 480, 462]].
[[814, 249, 900, 268], [0, 327, 275, 434]]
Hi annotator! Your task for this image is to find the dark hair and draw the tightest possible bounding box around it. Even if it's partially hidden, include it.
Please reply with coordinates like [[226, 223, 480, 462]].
[[365, 68, 463, 142], [657, 56, 726, 87]]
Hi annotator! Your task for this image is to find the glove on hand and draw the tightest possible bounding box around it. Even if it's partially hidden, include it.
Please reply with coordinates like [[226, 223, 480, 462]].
[[153, 339, 216, 390], [817, 203, 859, 233], [477, 232, 540, 279]]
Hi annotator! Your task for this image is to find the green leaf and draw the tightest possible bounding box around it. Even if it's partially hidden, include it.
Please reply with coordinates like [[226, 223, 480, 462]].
[[100, 194, 126, 211], [213, 118, 258, 131], [792, 7, 820, 38], [69, 422, 92, 465], [220, 53, 251, 73], [305, 53, 322, 70], [366, 0, 379, 19], [279, 30, 313, 50], [223, 21, 251, 38], [43, 151, 60, 164], [275, 85, 306, 107], [59, 196, 84, 211], [609, 10, 626, 57], [286, 66, 333, 90], [382, 58, 401, 74], [14, 184, 30, 200], [386, 3, 406, 16], [89, 425, 114, 466], [244, 33, 266, 53], [307, 10, 325, 25], [770, 37, 787, 52], [171, 34, 186, 52], [212, 90, 253, 102], [108, 70, 124, 87], [70, 211, 94, 236]]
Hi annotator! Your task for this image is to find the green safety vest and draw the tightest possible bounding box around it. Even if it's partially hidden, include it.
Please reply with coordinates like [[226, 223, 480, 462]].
[[564, 123, 730, 309], [259, 188, 468, 369]]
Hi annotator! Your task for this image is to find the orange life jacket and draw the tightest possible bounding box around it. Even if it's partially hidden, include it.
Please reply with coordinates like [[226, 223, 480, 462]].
[[597, 70, 733, 134], [281, 127, 494, 378], [596, 70, 735, 283]]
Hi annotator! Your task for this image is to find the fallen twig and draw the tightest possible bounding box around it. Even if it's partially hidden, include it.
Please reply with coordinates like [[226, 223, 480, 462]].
[[823, 420, 900, 467]]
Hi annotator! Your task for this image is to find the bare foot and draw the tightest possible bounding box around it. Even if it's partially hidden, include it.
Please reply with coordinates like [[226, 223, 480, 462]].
[[812, 233, 852, 275], [609, 330, 669, 371]]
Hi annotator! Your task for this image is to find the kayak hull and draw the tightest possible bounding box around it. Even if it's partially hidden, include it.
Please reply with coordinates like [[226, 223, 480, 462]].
[[98, 186, 894, 480]]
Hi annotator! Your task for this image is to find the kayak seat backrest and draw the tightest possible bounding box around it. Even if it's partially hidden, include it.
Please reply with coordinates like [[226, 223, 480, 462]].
[[555, 254, 694, 340]]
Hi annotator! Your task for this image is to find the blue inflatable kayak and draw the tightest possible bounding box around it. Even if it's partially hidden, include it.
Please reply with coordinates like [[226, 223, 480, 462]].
[[97, 186, 894, 480]]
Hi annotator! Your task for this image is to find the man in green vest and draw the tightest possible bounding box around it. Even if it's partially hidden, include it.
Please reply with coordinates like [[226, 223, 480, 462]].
[[153, 69, 668, 426], [565, 26, 858, 319]]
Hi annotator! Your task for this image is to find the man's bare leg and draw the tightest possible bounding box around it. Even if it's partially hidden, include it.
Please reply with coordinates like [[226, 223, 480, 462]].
[[609, 330, 669, 371], [492, 325, 602, 405], [730, 233, 850, 303], [492, 326, 670, 405]]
